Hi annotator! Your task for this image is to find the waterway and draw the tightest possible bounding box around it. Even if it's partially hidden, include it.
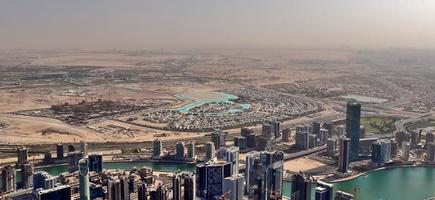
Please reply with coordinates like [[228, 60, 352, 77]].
[[175, 92, 250, 113], [8, 162, 435, 200]]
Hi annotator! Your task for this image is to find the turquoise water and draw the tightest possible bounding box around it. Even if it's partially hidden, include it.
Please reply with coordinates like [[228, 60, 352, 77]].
[[175, 92, 250, 113], [10, 161, 435, 200], [283, 166, 435, 200]]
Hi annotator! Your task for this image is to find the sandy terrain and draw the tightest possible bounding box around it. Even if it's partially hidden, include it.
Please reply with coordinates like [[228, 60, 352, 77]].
[[283, 157, 327, 172]]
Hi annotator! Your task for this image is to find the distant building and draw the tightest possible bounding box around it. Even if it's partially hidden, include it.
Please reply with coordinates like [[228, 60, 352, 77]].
[[246, 133, 257, 148], [358, 137, 378, 155], [391, 140, 398, 156], [319, 129, 328, 145], [137, 182, 147, 200], [153, 138, 163, 158], [233, 136, 247, 150], [119, 176, 130, 200], [245, 151, 284, 200], [241, 127, 254, 137], [88, 153, 103, 173], [262, 123, 274, 138], [56, 143, 64, 160], [324, 122, 333, 136], [427, 143, 435, 162], [410, 131, 420, 148], [187, 142, 196, 160], [17, 146, 29, 165], [33, 171, 53, 190], [272, 121, 281, 139], [295, 131, 309, 150], [175, 141, 185, 160], [402, 142, 411, 161], [345, 102, 361, 161], [426, 131, 434, 148], [222, 174, 244, 200], [282, 128, 291, 142], [371, 139, 392, 166], [183, 172, 196, 200], [211, 130, 227, 150], [67, 144, 75, 153], [79, 158, 90, 200], [1, 165, 16, 193], [205, 142, 216, 161], [327, 138, 337, 157], [225, 146, 240, 176], [35, 185, 72, 200], [308, 134, 317, 148], [196, 161, 231, 200], [337, 125, 345, 136], [338, 137, 350, 174], [291, 172, 314, 200], [312, 121, 321, 136], [67, 151, 83, 173], [20, 162, 34, 189]]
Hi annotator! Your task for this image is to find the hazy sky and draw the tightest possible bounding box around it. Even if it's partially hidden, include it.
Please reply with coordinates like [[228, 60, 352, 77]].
[[1, 0, 435, 49]]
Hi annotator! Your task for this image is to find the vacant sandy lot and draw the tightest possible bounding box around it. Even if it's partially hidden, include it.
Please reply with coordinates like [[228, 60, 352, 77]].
[[283, 157, 327, 172]]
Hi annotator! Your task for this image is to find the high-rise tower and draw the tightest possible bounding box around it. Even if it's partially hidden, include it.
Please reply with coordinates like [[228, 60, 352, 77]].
[[345, 102, 361, 161]]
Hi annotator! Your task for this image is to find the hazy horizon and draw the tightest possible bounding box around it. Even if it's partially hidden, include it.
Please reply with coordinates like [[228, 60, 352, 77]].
[[1, 0, 435, 50]]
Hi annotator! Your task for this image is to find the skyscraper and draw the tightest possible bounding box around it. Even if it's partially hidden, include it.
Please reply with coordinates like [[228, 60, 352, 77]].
[[183, 172, 196, 200], [205, 142, 216, 161], [196, 161, 231, 200], [222, 174, 244, 200], [175, 141, 185, 160], [371, 139, 392, 166], [56, 143, 64, 160], [426, 131, 434, 148], [402, 142, 410, 161], [153, 138, 163, 158], [245, 151, 284, 200], [427, 143, 435, 162], [67, 151, 83, 173], [33, 171, 52, 190], [225, 146, 240, 175], [312, 121, 321, 136], [36, 185, 72, 200], [79, 158, 90, 200], [345, 102, 361, 161], [120, 175, 130, 200], [233, 136, 248, 150], [1, 165, 16, 193], [338, 137, 350, 174], [80, 140, 88, 157], [16, 146, 28, 165], [282, 128, 291, 142], [88, 153, 103, 173], [137, 182, 147, 200], [187, 142, 196, 160], [20, 162, 34, 189], [211, 130, 227, 150], [291, 172, 314, 200], [173, 172, 182, 200]]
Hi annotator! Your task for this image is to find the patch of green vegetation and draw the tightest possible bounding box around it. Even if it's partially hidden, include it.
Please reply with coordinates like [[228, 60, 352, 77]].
[[361, 116, 397, 134]]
